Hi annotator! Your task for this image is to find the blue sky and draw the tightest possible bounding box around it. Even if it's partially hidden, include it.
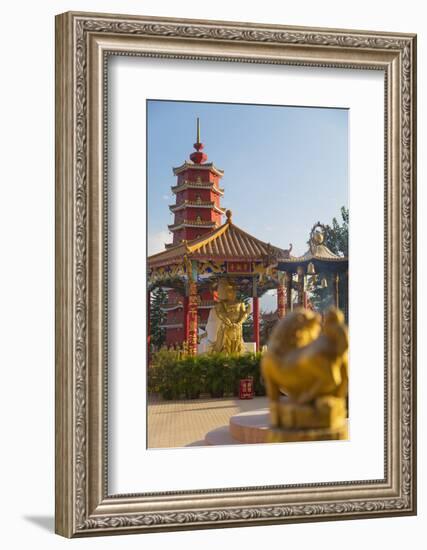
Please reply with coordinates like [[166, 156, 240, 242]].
[[147, 100, 348, 261]]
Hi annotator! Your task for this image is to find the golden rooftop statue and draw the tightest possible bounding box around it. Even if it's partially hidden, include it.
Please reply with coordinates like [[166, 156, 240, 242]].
[[261, 307, 348, 442]]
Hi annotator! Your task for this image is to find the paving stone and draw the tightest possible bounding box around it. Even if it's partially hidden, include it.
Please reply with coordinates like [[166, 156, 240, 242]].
[[147, 396, 269, 448]]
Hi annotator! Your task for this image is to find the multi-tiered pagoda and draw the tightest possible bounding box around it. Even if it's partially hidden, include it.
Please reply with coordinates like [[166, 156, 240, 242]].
[[168, 118, 225, 244], [162, 119, 225, 345]]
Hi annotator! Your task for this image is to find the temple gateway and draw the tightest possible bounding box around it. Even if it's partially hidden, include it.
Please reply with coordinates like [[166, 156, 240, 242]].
[[147, 120, 348, 355]]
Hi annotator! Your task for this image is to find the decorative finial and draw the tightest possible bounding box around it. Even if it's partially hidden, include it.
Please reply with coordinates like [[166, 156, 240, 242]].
[[310, 222, 325, 249], [190, 117, 207, 164], [226, 209, 233, 223]]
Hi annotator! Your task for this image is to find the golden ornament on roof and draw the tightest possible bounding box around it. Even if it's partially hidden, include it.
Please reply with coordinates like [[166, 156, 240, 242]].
[[312, 230, 324, 244], [310, 222, 326, 248]]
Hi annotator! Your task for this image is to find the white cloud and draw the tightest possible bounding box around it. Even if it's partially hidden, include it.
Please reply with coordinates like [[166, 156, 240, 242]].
[[162, 194, 171, 201], [148, 230, 171, 256]]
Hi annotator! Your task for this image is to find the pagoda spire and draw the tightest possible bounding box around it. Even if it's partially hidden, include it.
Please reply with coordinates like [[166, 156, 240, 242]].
[[190, 117, 208, 164]]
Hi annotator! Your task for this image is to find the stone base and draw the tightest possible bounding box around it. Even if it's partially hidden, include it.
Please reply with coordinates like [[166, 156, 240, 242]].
[[277, 396, 347, 430], [266, 421, 348, 443], [205, 408, 348, 446], [229, 408, 271, 443]]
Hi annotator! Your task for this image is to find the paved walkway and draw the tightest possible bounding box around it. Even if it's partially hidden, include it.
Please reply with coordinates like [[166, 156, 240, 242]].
[[148, 396, 268, 449]]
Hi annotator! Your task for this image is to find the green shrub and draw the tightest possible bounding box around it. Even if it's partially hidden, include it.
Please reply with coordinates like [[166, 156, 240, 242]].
[[148, 350, 265, 400]]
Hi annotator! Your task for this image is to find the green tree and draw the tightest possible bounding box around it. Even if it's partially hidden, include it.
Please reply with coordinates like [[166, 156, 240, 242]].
[[149, 287, 168, 350], [323, 206, 349, 257], [308, 207, 348, 313]]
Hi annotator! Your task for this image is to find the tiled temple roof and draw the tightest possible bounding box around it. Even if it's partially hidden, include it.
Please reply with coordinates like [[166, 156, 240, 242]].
[[283, 244, 346, 263], [278, 224, 348, 272], [148, 211, 291, 268], [281, 241, 346, 264]]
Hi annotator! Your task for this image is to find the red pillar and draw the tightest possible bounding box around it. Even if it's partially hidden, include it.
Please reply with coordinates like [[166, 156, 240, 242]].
[[183, 295, 189, 344], [188, 281, 198, 355], [277, 283, 286, 319], [286, 273, 292, 311], [297, 268, 304, 307], [253, 296, 260, 352]]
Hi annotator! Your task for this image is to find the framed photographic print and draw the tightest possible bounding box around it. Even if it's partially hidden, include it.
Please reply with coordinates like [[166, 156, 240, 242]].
[[55, 11, 417, 537]]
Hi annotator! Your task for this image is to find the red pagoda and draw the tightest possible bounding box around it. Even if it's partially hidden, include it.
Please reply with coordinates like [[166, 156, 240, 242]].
[[161, 119, 225, 346]]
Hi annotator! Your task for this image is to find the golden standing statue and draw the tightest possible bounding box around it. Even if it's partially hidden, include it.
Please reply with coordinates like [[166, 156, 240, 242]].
[[261, 307, 349, 442], [212, 279, 251, 355]]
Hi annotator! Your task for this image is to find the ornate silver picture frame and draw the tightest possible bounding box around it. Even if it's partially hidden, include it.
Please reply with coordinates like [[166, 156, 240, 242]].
[[55, 11, 417, 537]]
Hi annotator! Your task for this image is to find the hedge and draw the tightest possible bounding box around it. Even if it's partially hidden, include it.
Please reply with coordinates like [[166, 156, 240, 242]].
[[148, 350, 265, 400]]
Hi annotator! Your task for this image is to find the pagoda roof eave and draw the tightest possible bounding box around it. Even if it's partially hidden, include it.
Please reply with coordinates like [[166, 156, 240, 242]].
[[281, 253, 348, 263], [173, 161, 224, 177], [171, 181, 224, 196], [168, 220, 218, 232], [277, 246, 348, 273], [169, 201, 226, 214]]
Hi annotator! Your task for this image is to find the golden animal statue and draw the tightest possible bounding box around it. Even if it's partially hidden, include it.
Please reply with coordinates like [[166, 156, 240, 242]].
[[261, 307, 348, 441], [212, 279, 251, 355]]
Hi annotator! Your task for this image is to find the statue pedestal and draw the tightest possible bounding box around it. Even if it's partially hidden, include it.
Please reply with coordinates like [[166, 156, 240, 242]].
[[277, 396, 347, 431], [197, 341, 256, 354], [205, 409, 271, 445], [205, 407, 348, 445], [266, 421, 348, 443]]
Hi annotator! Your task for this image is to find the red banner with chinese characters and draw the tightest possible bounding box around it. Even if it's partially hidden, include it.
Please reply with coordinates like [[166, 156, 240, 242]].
[[226, 261, 253, 274], [239, 378, 254, 399]]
